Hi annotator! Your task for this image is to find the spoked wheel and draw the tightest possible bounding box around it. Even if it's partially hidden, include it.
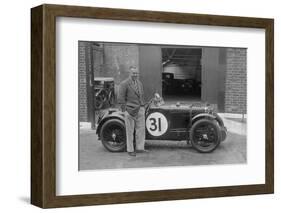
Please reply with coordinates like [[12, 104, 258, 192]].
[[100, 119, 126, 152], [190, 119, 221, 153], [95, 94, 104, 110], [108, 93, 115, 107], [95, 90, 107, 110]]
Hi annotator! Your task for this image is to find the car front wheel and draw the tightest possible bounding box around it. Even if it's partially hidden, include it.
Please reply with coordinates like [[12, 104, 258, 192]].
[[100, 119, 126, 152], [190, 119, 221, 153]]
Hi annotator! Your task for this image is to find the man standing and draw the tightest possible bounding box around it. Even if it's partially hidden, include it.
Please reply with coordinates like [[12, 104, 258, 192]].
[[118, 66, 147, 156]]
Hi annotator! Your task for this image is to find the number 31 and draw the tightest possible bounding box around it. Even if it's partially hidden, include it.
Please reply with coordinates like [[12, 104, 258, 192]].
[[149, 117, 162, 132]]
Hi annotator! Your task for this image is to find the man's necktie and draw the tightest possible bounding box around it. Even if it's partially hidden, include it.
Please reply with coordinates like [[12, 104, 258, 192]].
[[133, 80, 139, 96]]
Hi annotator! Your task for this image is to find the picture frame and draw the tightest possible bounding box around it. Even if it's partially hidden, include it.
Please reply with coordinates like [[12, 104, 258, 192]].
[[31, 4, 274, 208]]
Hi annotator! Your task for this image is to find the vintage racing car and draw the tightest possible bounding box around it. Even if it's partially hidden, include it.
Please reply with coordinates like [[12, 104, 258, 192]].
[[96, 94, 227, 153]]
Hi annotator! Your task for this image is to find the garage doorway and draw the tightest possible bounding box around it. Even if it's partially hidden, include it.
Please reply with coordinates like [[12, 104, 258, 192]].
[[161, 48, 202, 104]]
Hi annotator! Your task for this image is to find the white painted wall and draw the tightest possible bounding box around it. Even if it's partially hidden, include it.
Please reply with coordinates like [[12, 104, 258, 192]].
[[0, 0, 279, 212]]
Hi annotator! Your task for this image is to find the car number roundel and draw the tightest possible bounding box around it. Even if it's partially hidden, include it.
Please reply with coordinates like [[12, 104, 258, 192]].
[[146, 112, 168, 136]]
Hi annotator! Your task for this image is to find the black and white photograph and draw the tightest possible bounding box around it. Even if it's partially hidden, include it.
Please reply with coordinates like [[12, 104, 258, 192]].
[[78, 41, 247, 170], [27, 2, 274, 209]]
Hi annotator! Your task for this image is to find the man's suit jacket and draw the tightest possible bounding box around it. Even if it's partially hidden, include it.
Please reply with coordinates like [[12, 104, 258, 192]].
[[118, 78, 145, 117]]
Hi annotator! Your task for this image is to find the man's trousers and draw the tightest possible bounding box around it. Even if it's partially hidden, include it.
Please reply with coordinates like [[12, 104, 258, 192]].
[[124, 107, 145, 152]]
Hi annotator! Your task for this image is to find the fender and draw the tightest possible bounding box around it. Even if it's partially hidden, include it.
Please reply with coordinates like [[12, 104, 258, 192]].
[[212, 112, 225, 127], [191, 113, 224, 127], [96, 109, 125, 137]]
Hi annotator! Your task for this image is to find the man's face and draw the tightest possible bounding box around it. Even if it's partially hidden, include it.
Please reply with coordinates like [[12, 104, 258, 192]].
[[130, 68, 139, 81]]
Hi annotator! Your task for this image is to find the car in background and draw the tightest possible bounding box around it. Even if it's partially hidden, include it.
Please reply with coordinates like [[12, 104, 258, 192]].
[[162, 72, 200, 94]]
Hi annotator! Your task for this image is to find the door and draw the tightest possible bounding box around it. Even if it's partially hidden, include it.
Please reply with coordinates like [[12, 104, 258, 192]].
[[201, 47, 226, 111], [201, 48, 219, 104], [138, 45, 162, 102]]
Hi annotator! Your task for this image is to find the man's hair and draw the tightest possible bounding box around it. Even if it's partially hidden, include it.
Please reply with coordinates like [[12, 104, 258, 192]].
[[129, 66, 137, 70]]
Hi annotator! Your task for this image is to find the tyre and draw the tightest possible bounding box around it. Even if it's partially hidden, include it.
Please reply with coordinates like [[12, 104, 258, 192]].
[[100, 119, 126, 152], [190, 119, 221, 153]]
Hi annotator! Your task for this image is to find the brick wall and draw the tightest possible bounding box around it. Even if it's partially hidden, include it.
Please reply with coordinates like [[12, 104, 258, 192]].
[[78, 41, 88, 122], [225, 48, 247, 113]]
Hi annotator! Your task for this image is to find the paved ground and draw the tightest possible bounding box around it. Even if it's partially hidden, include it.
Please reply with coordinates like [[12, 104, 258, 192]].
[[79, 114, 247, 170]]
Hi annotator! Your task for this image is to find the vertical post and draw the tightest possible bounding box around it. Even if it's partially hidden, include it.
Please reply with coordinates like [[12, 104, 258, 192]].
[[89, 43, 95, 129]]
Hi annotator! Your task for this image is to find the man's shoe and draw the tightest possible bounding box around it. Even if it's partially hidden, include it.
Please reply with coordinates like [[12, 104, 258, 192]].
[[128, 152, 136, 156], [136, 149, 149, 153]]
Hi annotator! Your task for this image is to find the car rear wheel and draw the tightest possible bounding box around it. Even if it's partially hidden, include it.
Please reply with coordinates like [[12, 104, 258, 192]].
[[190, 119, 221, 153], [100, 119, 126, 152]]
